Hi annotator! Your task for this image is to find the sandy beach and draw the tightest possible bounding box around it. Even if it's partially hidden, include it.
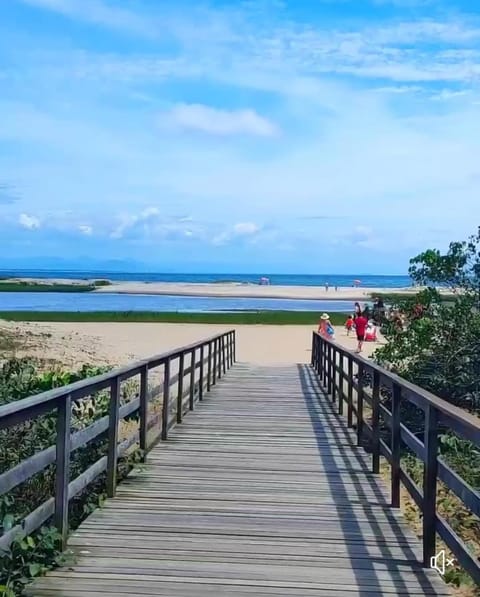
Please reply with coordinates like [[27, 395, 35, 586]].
[[5, 277, 421, 301], [1, 320, 382, 368], [93, 282, 410, 301]]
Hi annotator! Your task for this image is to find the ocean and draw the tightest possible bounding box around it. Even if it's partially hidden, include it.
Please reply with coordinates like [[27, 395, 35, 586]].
[[0, 270, 411, 288], [0, 270, 410, 313]]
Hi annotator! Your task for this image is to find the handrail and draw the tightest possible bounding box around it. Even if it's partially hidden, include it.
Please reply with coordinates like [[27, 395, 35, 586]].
[[0, 330, 236, 551], [311, 331, 480, 584]]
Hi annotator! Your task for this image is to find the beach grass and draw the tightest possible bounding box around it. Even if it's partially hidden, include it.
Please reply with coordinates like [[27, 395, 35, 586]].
[[0, 310, 348, 325], [0, 282, 95, 292], [370, 291, 455, 303]]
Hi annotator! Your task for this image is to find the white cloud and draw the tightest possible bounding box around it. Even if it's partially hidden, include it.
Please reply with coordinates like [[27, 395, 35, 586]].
[[110, 214, 142, 239], [109, 209, 205, 242], [140, 207, 160, 218], [78, 224, 93, 235], [373, 86, 424, 95], [212, 222, 262, 245], [19, 0, 156, 36], [19, 213, 41, 230], [4, 1, 480, 265], [162, 104, 278, 137], [109, 208, 162, 239], [233, 222, 260, 236], [430, 89, 471, 101]]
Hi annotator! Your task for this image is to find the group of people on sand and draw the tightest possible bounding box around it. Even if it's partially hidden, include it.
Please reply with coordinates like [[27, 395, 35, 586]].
[[317, 301, 379, 354]]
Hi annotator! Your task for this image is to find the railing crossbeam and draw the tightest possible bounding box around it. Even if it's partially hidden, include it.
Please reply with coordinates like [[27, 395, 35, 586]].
[[311, 331, 480, 584], [0, 330, 236, 553]]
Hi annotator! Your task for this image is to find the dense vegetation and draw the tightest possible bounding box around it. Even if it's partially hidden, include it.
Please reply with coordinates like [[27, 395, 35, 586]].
[[0, 282, 93, 293], [0, 358, 139, 596], [374, 227, 480, 591], [0, 310, 348, 325], [0, 280, 111, 292]]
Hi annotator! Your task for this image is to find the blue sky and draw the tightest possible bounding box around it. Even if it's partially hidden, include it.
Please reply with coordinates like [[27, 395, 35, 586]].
[[1, 0, 480, 273]]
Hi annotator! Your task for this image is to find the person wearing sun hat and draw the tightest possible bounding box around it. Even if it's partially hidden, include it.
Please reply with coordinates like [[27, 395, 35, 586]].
[[318, 313, 335, 339]]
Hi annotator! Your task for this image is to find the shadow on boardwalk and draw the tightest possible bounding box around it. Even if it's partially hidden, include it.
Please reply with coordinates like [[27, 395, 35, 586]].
[[28, 362, 448, 596], [298, 364, 444, 596]]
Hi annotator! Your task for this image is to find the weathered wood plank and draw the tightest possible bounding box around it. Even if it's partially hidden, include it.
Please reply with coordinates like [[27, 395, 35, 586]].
[[27, 364, 448, 596]]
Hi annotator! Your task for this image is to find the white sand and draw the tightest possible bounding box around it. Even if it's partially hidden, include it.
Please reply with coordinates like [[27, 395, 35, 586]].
[[93, 282, 409, 301], [6, 277, 420, 301], [1, 321, 382, 368]]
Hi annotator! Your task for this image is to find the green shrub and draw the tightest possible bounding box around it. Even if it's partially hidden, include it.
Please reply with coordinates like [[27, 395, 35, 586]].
[[0, 358, 139, 595], [374, 228, 480, 590]]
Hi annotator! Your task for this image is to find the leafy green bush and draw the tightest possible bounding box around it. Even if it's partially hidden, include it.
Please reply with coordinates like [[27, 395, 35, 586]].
[[0, 358, 139, 595], [374, 228, 480, 590]]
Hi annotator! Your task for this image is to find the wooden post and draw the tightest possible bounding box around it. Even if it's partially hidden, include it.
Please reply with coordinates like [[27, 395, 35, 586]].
[[217, 338, 222, 379], [325, 343, 329, 390], [233, 330, 236, 362], [322, 340, 327, 385], [347, 358, 353, 428], [222, 335, 226, 374], [331, 347, 336, 403], [317, 336, 322, 377], [391, 383, 401, 508], [324, 342, 328, 388], [213, 339, 217, 385], [371, 369, 380, 474], [139, 364, 148, 462], [338, 352, 344, 416], [207, 341, 212, 391], [55, 394, 71, 549], [311, 333, 315, 366], [177, 353, 185, 423], [161, 359, 170, 440], [189, 349, 195, 410], [356, 363, 364, 447], [327, 344, 333, 396], [107, 377, 120, 497], [199, 345, 205, 400], [423, 404, 438, 567]]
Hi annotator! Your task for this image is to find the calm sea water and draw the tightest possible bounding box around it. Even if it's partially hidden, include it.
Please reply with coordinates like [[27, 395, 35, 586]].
[[0, 270, 411, 288], [0, 293, 353, 313]]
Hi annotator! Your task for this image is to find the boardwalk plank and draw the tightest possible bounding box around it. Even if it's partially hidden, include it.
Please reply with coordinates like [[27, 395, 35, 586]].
[[27, 363, 449, 596]]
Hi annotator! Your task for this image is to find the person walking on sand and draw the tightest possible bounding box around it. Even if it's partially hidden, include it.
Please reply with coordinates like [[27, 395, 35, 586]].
[[354, 302, 362, 320], [325, 282, 329, 292], [318, 313, 335, 339], [354, 311, 368, 353]]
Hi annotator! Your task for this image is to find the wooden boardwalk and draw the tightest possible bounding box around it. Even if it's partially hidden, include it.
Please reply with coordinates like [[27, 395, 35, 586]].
[[29, 363, 448, 596]]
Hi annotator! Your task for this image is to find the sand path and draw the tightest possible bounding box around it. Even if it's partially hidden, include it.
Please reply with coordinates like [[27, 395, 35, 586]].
[[1, 321, 382, 368]]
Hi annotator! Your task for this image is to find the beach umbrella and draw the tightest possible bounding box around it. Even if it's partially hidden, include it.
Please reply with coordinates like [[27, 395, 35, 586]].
[[354, 279, 362, 286]]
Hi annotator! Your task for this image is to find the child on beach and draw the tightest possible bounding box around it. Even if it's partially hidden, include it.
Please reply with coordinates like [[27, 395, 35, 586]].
[[345, 315, 354, 336]]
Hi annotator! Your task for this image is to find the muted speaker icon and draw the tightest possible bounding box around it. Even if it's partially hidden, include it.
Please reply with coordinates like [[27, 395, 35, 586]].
[[430, 550, 454, 575]]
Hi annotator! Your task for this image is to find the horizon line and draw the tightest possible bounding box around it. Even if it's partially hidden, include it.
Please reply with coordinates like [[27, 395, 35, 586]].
[[0, 267, 410, 277]]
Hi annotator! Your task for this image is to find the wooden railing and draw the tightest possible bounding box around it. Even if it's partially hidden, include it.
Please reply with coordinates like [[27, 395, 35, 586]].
[[0, 330, 235, 550], [311, 332, 480, 583]]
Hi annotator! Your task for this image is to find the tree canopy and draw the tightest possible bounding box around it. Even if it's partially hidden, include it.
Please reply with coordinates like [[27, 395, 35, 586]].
[[376, 227, 480, 413]]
